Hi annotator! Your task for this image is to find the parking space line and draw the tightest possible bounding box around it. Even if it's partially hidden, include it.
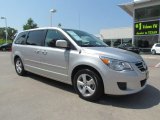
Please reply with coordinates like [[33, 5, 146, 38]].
[[155, 62, 160, 68]]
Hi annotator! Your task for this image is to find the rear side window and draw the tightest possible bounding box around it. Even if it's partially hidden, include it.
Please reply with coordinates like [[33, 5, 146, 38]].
[[26, 30, 46, 46], [14, 32, 28, 44]]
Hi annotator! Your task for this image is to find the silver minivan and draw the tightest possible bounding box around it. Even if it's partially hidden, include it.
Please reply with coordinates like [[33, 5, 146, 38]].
[[11, 27, 149, 101]]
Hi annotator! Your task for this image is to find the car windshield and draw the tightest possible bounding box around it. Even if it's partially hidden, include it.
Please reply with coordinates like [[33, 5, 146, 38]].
[[63, 29, 108, 47]]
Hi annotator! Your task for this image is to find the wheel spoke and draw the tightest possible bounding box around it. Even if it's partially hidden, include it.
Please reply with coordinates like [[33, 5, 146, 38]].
[[77, 80, 85, 86], [87, 79, 94, 86], [81, 86, 87, 95], [82, 74, 87, 83], [17, 67, 20, 73], [18, 67, 22, 72], [87, 86, 95, 95], [16, 64, 19, 67]]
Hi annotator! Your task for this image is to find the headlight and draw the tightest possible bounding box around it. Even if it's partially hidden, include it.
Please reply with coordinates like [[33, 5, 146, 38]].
[[100, 56, 133, 71]]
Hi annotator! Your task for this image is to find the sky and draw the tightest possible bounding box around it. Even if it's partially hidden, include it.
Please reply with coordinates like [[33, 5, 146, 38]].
[[0, 0, 133, 34]]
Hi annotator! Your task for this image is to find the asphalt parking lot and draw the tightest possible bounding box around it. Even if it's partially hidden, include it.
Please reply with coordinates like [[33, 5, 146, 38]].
[[0, 52, 159, 120]]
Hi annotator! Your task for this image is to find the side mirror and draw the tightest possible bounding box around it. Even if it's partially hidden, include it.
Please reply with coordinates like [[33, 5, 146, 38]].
[[56, 40, 68, 48]]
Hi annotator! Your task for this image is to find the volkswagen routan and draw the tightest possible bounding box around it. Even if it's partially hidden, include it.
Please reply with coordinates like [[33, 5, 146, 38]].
[[11, 27, 149, 101]]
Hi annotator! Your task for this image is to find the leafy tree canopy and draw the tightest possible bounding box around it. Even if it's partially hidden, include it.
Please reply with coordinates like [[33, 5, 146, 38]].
[[23, 18, 38, 30], [0, 27, 17, 40]]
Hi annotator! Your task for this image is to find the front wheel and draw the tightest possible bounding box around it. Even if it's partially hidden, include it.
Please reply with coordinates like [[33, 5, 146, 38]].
[[15, 58, 26, 76], [73, 69, 104, 101], [151, 50, 156, 55]]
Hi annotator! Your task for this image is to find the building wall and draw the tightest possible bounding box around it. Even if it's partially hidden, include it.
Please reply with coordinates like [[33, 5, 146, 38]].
[[119, 0, 160, 51], [100, 27, 132, 39], [100, 27, 133, 47], [133, 1, 160, 51]]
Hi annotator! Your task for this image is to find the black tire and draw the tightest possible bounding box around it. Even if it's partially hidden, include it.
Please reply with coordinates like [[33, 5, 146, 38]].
[[14, 57, 26, 76], [73, 69, 104, 101], [151, 50, 156, 55]]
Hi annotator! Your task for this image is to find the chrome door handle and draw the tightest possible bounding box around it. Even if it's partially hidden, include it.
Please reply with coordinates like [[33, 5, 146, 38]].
[[35, 50, 40, 54], [42, 50, 47, 55]]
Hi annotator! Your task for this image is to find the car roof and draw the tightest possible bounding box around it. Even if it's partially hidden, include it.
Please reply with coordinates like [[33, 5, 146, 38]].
[[22, 27, 63, 32], [17, 27, 68, 35]]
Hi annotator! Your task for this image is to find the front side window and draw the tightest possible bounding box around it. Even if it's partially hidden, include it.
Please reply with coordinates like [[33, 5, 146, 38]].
[[26, 30, 46, 46], [64, 29, 108, 47], [15, 32, 28, 44], [45, 30, 66, 47]]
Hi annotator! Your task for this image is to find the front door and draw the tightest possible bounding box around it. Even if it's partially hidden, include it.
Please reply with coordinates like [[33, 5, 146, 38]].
[[40, 29, 70, 83]]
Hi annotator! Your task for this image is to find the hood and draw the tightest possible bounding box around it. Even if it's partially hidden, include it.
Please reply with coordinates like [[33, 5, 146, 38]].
[[81, 47, 143, 63]]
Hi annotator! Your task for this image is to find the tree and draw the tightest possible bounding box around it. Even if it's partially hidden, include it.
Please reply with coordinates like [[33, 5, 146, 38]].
[[0, 27, 17, 40], [23, 18, 38, 30], [58, 23, 62, 28]]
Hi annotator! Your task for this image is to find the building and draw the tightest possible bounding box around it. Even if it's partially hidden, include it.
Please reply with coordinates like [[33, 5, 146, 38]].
[[119, 0, 160, 51], [100, 27, 132, 47]]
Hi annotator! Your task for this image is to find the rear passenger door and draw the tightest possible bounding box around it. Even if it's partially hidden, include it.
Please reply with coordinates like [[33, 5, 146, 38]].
[[40, 29, 70, 83], [23, 30, 47, 74]]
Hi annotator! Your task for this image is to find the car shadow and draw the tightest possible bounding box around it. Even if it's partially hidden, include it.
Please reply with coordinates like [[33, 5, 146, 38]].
[[27, 73, 160, 109], [27, 72, 75, 93], [98, 85, 160, 109]]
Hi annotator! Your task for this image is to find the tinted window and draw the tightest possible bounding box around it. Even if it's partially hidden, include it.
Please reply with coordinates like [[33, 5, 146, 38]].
[[26, 30, 46, 46], [156, 44, 160, 47], [15, 32, 28, 44], [135, 5, 160, 21], [45, 30, 66, 47]]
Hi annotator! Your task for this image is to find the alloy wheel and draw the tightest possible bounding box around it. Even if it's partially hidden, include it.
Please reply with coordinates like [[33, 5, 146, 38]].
[[16, 59, 22, 74], [77, 74, 96, 97]]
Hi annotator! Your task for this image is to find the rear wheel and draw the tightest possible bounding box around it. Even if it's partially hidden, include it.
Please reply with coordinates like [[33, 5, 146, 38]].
[[151, 50, 156, 55], [14, 58, 26, 76], [73, 69, 104, 101]]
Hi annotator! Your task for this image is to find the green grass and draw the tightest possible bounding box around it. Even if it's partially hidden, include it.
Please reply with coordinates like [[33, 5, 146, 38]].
[[0, 39, 12, 45]]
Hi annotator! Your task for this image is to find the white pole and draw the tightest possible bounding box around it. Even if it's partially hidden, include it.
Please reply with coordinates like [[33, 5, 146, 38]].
[[50, 12, 53, 27], [5, 18, 8, 43], [132, 2, 135, 46], [50, 9, 56, 27], [78, 13, 80, 30]]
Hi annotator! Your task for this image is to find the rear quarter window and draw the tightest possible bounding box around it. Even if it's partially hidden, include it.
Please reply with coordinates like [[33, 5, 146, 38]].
[[14, 32, 28, 45]]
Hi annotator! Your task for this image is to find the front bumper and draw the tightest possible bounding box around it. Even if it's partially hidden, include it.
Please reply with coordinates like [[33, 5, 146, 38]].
[[101, 63, 149, 95]]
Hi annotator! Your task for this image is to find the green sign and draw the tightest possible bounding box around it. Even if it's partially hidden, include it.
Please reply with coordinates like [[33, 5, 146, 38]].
[[134, 20, 159, 35]]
